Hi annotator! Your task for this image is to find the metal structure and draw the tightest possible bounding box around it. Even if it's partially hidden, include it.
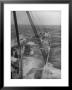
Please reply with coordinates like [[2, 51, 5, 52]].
[[13, 11, 22, 78], [26, 11, 47, 63], [12, 11, 50, 78]]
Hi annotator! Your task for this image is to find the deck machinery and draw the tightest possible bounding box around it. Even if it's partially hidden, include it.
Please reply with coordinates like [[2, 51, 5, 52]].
[[11, 11, 51, 79]]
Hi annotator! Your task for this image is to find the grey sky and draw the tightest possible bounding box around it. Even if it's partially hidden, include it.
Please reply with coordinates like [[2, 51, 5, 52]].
[[11, 11, 61, 25]]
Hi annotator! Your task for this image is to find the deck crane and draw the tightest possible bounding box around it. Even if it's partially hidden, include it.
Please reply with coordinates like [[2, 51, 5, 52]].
[[12, 11, 50, 79], [26, 11, 47, 64]]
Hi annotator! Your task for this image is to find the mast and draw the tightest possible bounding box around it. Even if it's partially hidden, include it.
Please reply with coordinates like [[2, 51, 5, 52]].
[[13, 11, 22, 78], [26, 11, 47, 63]]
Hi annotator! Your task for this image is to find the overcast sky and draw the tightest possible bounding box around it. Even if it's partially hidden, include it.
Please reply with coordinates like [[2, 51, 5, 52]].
[[11, 11, 61, 25]]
